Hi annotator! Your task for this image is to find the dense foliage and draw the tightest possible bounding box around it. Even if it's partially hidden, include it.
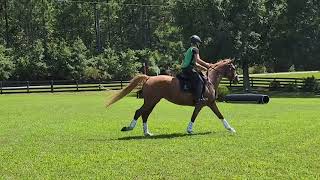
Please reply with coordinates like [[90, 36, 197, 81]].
[[0, 0, 319, 81]]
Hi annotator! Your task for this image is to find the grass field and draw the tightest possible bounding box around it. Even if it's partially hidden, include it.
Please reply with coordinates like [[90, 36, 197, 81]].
[[250, 71, 320, 79], [0, 92, 319, 179]]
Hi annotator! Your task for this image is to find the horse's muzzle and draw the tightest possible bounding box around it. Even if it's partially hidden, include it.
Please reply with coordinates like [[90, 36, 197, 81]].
[[232, 75, 240, 84]]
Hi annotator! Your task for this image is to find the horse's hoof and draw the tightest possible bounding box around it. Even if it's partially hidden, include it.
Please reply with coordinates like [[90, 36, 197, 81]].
[[187, 130, 193, 134], [228, 128, 236, 133], [144, 132, 153, 137], [121, 127, 129, 131]]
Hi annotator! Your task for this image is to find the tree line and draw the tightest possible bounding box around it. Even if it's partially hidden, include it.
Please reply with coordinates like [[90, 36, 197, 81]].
[[1, 0, 319, 85]]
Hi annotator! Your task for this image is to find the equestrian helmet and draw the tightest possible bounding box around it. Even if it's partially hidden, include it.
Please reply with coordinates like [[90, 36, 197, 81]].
[[190, 35, 202, 44]]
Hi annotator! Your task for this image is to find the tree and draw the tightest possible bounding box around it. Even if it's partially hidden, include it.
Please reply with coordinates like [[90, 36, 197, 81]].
[[85, 47, 119, 80], [46, 38, 88, 80], [173, 0, 229, 61], [153, 22, 185, 72], [1, 0, 319, 83], [70, 37, 89, 79], [54, 1, 95, 50], [0, 44, 14, 80], [225, 0, 267, 91], [0, 0, 10, 47], [12, 40, 47, 80]]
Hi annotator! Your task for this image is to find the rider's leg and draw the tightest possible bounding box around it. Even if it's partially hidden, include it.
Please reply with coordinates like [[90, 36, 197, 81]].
[[193, 72, 205, 104]]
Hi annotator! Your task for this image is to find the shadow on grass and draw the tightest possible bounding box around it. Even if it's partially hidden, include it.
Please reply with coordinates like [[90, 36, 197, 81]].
[[116, 131, 213, 141], [229, 89, 320, 98]]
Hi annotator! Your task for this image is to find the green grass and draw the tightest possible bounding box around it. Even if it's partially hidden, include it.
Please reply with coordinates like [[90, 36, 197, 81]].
[[250, 71, 320, 79], [0, 92, 320, 179]]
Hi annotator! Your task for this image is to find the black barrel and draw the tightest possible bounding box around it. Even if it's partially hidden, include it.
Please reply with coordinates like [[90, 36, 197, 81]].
[[225, 94, 270, 104]]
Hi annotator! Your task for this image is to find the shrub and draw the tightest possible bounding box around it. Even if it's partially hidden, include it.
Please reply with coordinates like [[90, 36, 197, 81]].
[[217, 85, 230, 102], [148, 66, 161, 76], [288, 65, 295, 72], [236, 67, 243, 75], [284, 82, 298, 92], [269, 80, 281, 91], [249, 65, 267, 74], [316, 83, 320, 94], [302, 76, 318, 92], [83, 67, 111, 81]]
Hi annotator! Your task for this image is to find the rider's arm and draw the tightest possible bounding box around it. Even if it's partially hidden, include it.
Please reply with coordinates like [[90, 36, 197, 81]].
[[195, 62, 207, 72], [194, 53, 210, 69]]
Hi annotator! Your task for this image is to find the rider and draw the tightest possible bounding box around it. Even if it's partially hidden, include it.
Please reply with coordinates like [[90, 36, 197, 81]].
[[181, 35, 210, 104]]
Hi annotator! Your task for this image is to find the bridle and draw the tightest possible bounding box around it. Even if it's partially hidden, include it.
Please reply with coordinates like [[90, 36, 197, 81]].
[[206, 64, 224, 79], [208, 65, 223, 75], [205, 64, 224, 86], [206, 62, 238, 84]]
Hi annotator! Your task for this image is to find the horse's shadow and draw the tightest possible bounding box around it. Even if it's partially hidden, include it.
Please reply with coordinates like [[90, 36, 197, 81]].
[[116, 131, 213, 141]]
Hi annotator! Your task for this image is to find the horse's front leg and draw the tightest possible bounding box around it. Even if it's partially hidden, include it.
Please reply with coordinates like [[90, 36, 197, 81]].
[[187, 105, 204, 134], [208, 102, 236, 133]]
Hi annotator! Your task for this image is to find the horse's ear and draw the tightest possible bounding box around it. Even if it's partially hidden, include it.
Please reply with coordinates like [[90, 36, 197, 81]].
[[231, 57, 235, 63]]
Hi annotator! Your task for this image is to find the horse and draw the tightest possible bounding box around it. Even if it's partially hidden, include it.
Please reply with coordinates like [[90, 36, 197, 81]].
[[106, 59, 239, 136]]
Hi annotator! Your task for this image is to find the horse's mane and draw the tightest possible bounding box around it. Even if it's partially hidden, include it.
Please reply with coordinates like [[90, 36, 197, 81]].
[[209, 58, 232, 70], [214, 58, 232, 64]]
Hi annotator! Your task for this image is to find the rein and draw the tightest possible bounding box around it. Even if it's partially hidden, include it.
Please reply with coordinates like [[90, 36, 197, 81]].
[[208, 64, 223, 75], [206, 64, 223, 84], [206, 65, 223, 77]]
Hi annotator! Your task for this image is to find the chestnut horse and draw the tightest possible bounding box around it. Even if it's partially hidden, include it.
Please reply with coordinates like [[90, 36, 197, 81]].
[[106, 59, 239, 136]]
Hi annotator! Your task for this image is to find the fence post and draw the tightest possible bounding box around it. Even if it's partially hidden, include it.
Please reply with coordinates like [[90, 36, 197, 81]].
[[27, 81, 30, 93], [250, 77, 254, 88], [99, 80, 101, 91], [229, 80, 232, 88], [51, 80, 54, 93], [120, 79, 123, 89], [0, 81, 2, 94], [76, 80, 79, 91]]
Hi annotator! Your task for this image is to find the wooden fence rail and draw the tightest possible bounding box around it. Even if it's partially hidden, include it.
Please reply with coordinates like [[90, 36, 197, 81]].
[[0, 80, 130, 94], [219, 76, 319, 90], [0, 77, 319, 94]]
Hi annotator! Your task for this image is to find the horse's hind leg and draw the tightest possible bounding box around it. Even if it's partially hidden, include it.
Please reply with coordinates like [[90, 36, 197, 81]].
[[121, 99, 159, 136], [141, 102, 158, 136], [121, 108, 143, 131]]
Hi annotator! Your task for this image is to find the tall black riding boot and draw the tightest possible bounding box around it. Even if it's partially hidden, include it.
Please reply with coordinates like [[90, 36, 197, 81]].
[[194, 83, 205, 105]]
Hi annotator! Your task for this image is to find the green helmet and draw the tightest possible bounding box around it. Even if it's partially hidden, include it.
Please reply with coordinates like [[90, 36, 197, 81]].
[[190, 35, 202, 44]]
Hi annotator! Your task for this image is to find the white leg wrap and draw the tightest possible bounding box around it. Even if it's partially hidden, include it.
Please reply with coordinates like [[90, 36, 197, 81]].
[[187, 121, 194, 134], [128, 119, 137, 130], [143, 123, 153, 136], [222, 119, 236, 133]]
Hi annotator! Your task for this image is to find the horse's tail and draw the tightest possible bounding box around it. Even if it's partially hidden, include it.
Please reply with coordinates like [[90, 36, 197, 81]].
[[105, 74, 149, 108]]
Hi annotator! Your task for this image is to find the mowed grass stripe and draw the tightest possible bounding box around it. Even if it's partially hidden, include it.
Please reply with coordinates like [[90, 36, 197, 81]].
[[0, 92, 319, 179], [251, 71, 320, 79]]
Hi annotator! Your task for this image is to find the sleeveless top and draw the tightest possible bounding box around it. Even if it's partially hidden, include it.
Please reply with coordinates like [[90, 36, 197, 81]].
[[181, 47, 199, 69]]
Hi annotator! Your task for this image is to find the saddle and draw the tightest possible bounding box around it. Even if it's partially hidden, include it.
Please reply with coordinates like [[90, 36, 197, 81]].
[[176, 72, 207, 92], [176, 73, 192, 92]]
